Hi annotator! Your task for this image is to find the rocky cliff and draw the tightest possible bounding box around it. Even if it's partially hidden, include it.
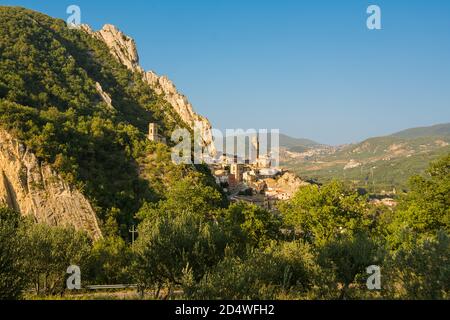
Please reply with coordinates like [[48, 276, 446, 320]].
[[81, 24, 216, 154], [0, 130, 102, 240]]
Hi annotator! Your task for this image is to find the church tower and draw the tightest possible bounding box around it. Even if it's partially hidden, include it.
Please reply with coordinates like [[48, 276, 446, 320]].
[[251, 135, 260, 162]]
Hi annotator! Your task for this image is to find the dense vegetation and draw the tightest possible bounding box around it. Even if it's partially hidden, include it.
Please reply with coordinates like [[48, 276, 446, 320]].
[[1, 154, 448, 300], [0, 7, 217, 237]]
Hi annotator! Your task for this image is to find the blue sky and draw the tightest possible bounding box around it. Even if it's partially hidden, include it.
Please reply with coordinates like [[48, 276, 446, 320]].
[[2, 0, 450, 145]]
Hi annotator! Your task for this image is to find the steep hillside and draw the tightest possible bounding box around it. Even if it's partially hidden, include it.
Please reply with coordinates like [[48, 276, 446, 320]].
[[0, 7, 220, 238], [80, 23, 216, 155]]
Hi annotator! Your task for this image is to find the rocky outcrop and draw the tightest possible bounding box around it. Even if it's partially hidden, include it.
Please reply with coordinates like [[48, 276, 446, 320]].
[[143, 71, 216, 153], [265, 171, 310, 198], [81, 24, 216, 154], [85, 24, 139, 71], [95, 82, 115, 111], [0, 130, 102, 240]]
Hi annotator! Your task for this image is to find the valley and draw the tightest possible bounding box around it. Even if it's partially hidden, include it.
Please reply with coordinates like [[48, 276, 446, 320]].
[[280, 123, 450, 192]]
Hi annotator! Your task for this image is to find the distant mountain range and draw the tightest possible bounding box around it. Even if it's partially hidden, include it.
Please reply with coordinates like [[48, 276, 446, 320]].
[[280, 123, 450, 192], [280, 123, 450, 150], [390, 123, 450, 139], [279, 134, 320, 153]]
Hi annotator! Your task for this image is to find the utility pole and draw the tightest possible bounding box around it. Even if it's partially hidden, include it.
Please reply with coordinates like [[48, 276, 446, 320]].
[[129, 225, 138, 244]]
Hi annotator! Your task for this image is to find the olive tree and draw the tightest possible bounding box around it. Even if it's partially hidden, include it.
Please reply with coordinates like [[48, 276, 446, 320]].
[[0, 207, 28, 300]]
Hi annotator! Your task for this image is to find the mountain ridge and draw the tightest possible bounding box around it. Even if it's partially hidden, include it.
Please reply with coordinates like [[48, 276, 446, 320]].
[[0, 6, 221, 238], [281, 123, 450, 151], [80, 23, 216, 155], [279, 133, 320, 150], [390, 122, 450, 139]]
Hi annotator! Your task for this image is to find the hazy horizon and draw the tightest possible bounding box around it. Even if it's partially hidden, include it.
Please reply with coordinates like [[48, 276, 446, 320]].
[[282, 121, 450, 146]]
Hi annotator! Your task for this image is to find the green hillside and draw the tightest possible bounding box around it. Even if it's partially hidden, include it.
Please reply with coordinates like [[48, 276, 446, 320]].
[[279, 134, 320, 151], [282, 125, 450, 192], [391, 123, 450, 139], [0, 7, 220, 237]]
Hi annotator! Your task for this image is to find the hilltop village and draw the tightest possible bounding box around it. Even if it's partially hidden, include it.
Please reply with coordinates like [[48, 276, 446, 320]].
[[147, 123, 403, 211], [148, 123, 309, 211], [205, 134, 310, 211], [210, 158, 310, 211]]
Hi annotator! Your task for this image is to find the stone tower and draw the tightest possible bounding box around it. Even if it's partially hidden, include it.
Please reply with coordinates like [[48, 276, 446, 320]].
[[148, 123, 159, 142], [252, 135, 260, 162]]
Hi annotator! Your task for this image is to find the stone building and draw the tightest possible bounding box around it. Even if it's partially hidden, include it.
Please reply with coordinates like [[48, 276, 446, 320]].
[[148, 123, 166, 144]]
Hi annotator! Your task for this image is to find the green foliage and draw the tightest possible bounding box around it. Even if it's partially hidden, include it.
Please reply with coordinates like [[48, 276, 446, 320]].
[[220, 202, 282, 250], [86, 236, 133, 285], [384, 231, 449, 300], [132, 212, 228, 298], [377, 155, 450, 299], [132, 178, 280, 298], [279, 180, 370, 245], [391, 154, 450, 239], [23, 223, 92, 296], [316, 232, 383, 299], [137, 173, 224, 222], [0, 207, 28, 300], [183, 241, 317, 300]]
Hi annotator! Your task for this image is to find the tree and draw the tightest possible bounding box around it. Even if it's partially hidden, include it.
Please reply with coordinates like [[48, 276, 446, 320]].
[[391, 154, 450, 241], [279, 180, 370, 245], [137, 173, 224, 222], [220, 202, 282, 251], [0, 207, 28, 300], [381, 155, 450, 299], [316, 232, 382, 300], [132, 212, 227, 299], [23, 224, 92, 295], [86, 236, 133, 285], [384, 231, 449, 300], [183, 241, 317, 300]]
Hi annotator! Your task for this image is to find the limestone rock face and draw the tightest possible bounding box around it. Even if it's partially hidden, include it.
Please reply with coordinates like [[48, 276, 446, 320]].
[[82, 24, 216, 155], [95, 82, 115, 111], [82, 24, 139, 70], [143, 71, 216, 153], [0, 130, 102, 240]]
